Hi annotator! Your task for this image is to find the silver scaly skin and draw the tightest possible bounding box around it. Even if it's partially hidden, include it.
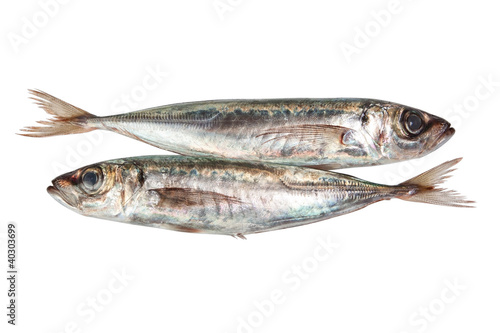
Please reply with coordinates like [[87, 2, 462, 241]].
[[21, 91, 455, 169], [47, 156, 472, 238]]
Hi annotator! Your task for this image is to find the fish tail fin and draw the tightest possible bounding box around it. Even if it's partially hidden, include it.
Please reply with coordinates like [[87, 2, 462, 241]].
[[397, 158, 475, 208], [18, 89, 97, 137]]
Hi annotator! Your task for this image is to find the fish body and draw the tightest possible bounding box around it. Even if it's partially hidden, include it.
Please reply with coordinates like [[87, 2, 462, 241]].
[[22, 91, 455, 169], [47, 156, 472, 237]]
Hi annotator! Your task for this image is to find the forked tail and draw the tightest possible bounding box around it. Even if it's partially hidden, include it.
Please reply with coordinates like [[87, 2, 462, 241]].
[[18, 90, 97, 137], [397, 158, 474, 208]]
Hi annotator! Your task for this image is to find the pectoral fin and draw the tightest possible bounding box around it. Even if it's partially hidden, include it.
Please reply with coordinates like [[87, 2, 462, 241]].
[[307, 163, 344, 171], [147, 188, 244, 208], [256, 124, 354, 147]]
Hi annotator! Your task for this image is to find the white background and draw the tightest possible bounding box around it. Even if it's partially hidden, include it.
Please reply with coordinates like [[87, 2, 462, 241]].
[[1, 1, 499, 332]]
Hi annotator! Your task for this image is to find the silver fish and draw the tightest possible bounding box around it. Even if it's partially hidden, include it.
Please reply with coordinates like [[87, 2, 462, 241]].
[[21, 90, 454, 169], [47, 156, 473, 238]]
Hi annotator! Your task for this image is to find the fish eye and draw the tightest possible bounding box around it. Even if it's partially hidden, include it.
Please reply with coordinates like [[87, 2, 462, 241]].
[[80, 168, 103, 193], [403, 110, 424, 136]]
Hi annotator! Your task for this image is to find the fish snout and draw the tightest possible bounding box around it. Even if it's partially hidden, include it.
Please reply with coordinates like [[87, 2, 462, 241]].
[[428, 117, 455, 150], [47, 176, 80, 209]]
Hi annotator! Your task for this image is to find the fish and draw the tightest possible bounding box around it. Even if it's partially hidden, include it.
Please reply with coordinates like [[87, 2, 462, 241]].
[[20, 90, 455, 169], [47, 156, 473, 238]]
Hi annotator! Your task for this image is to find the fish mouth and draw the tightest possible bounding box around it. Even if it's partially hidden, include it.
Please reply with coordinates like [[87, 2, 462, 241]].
[[429, 122, 455, 151], [47, 183, 79, 210]]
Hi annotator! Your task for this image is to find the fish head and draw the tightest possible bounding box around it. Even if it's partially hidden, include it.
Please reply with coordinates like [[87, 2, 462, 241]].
[[47, 161, 143, 219], [360, 102, 454, 161]]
